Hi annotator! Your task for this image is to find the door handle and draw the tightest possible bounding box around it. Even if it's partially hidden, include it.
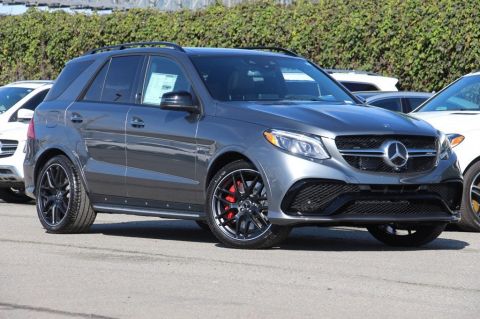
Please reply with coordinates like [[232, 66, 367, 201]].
[[130, 117, 145, 128], [70, 113, 83, 123]]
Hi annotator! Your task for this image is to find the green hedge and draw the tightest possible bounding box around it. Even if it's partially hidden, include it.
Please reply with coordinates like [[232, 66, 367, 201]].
[[0, 0, 479, 91]]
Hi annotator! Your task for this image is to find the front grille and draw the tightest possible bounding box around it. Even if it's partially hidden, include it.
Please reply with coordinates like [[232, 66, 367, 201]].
[[283, 180, 460, 216], [0, 139, 18, 158], [335, 135, 436, 150], [335, 135, 437, 173], [342, 200, 447, 216]]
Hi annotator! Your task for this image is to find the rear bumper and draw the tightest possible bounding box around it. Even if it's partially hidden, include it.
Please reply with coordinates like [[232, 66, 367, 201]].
[[270, 179, 462, 226]]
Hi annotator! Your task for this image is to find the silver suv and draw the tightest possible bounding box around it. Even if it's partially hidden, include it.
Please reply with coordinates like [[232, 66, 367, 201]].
[[24, 43, 462, 249]]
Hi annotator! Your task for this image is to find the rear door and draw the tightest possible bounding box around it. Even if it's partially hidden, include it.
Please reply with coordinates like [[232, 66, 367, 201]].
[[125, 55, 201, 208], [66, 55, 145, 199]]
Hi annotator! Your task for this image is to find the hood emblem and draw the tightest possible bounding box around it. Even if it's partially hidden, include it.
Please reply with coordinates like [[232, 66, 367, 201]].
[[382, 141, 408, 169]]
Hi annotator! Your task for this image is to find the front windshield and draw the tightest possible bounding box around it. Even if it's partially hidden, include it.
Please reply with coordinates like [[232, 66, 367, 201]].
[[190, 55, 357, 104], [417, 75, 480, 112], [0, 87, 33, 114]]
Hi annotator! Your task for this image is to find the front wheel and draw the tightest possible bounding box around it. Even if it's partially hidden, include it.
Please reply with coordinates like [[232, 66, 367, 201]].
[[367, 223, 446, 247], [206, 160, 291, 249], [36, 155, 96, 233]]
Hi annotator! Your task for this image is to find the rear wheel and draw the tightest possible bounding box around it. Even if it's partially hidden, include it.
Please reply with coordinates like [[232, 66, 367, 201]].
[[367, 223, 446, 247], [206, 160, 291, 249], [458, 161, 480, 232], [0, 187, 32, 204], [36, 155, 96, 233]]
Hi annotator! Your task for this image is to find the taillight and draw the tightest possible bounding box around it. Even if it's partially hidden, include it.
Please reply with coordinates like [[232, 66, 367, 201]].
[[27, 118, 35, 139]]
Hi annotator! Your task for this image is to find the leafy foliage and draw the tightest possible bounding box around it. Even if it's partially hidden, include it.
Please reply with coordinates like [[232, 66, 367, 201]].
[[0, 0, 478, 91]]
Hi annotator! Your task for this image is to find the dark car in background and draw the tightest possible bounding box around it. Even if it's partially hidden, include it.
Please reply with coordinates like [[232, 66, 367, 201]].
[[356, 91, 433, 113]]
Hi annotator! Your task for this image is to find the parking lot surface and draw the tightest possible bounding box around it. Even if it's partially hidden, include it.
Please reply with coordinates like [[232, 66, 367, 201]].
[[0, 201, 479, 319]]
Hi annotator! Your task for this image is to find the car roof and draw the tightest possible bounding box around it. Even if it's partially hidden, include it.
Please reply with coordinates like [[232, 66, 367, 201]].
[[3, 80, 54, 89]]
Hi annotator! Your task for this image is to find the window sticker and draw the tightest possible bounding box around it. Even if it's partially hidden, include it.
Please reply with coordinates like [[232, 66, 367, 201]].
[[143, 72, 178, 105]]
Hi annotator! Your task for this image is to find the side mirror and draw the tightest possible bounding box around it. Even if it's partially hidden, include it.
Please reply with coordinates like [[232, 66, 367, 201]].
[[17, 109, 34, 121], [160, 91, 200, 114]]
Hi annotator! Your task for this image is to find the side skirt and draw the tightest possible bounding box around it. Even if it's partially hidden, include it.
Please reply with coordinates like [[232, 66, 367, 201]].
[[93, 204, 205, 220]]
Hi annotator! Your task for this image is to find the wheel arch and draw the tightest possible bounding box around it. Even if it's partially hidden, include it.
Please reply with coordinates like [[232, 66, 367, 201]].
[[463, 155, 480, 175], [34, 146, 89, 194]]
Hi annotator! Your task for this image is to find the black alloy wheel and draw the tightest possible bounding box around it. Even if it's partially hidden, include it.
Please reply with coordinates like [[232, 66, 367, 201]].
[[206, 160, 291, 249]]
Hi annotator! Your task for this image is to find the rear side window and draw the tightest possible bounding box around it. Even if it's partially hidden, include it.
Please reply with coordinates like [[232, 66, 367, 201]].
[[405, 97, 428, 112], [83, 61, 109, 101], [45, 60, 93, 101], [370, 98, 403, 112], [341, 82, 379, 92], [102, 56, 143, 104]]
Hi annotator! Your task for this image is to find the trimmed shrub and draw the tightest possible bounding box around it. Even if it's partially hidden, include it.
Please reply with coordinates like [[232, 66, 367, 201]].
[[0, 0, 478, 91]]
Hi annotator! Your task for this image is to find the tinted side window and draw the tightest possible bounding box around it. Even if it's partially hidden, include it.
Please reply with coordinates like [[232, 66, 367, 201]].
[[341, 82, 379, 92], [83, 61, 110, 102], [102, 56, 144, 104], [142, 56, 191, 106], [370, 98, 402, 112], [45, 60, 93, 101], [9, 89, 49, 122], [406, 97, 428, 112]]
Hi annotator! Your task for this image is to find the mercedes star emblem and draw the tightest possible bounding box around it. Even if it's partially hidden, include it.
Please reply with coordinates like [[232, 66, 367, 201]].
[[382, 141, 409, 169]]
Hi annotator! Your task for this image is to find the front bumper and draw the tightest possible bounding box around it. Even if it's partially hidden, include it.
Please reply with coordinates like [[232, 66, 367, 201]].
[[249, 137, 463, 226], [273, 179, 462, 226], [0, 139, 26, 188]]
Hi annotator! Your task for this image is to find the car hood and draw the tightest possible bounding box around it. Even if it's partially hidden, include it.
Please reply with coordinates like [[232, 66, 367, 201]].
[[412, 111, 480, 134], [216, 101, 438, 138], [0, 122, 28, 140]]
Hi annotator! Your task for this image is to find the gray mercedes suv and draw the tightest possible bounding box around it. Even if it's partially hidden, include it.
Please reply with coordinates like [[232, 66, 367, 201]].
[[24, 42, 462, 248]]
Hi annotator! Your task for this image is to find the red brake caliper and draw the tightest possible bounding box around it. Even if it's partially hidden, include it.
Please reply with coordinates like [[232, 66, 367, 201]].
[[224, 183, 240, 220]]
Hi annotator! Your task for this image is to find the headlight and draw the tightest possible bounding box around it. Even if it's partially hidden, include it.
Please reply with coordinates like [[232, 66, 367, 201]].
[[438, 132, 452, 160], [447, 133, 465, 148], [263, 129, 330, 160]]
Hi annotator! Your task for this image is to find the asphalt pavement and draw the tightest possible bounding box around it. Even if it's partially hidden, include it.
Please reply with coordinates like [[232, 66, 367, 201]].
[[0, 201, 479, 318]]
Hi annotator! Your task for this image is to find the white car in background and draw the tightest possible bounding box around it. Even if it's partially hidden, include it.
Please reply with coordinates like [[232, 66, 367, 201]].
[[413, 72, 480, 231], [0, 81, 52, 203], [325, 69, 399, 92]]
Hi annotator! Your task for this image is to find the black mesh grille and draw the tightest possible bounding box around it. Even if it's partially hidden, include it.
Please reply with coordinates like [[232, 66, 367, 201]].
[[342, 200, 447, 216], [288, 183, 360, 213], [343, 156, 436, 173], [336, 135, 437, 173], [283, 181, 460, 216], [335, 135, 436, 150]]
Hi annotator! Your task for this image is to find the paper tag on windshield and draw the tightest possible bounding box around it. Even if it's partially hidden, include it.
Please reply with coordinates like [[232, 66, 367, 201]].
[[143, 73, 178, 105]]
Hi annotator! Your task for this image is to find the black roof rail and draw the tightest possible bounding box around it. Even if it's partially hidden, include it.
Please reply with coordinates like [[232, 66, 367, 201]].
[[239, 46, 299, 57], [84, 41, 185, 55]]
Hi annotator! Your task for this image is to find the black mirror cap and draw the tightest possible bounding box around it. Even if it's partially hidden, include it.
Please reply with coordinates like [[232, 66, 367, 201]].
[[160, 91, 200, 113]]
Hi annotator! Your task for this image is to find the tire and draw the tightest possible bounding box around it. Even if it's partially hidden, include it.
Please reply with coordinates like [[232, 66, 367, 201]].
[[0, 187, 32, 204], [367, 223, 446, 247], [458, 161, 480, 232], [195, 220, 211, 231], [206, 160, 291, 249], [35, 155, 96, 233]]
